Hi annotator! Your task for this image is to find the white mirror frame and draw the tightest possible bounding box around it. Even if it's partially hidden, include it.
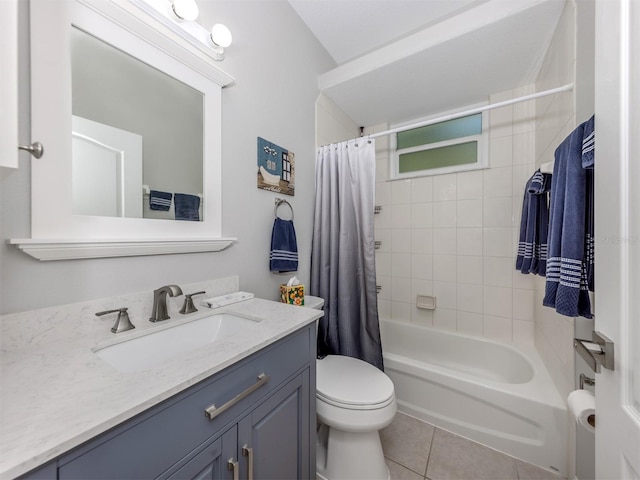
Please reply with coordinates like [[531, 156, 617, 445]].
[[10, 0, 236, 260]]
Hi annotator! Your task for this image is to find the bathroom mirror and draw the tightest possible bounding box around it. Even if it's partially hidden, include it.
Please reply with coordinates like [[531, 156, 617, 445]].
[[14, 0, 236, 259], [71, 26, 204, 221]]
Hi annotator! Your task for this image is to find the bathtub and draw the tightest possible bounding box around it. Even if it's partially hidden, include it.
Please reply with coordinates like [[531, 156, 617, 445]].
[[379, 319, 567, 476]]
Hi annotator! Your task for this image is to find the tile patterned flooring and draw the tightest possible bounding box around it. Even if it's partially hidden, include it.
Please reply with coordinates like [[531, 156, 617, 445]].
[[380, 412, 565, 480]]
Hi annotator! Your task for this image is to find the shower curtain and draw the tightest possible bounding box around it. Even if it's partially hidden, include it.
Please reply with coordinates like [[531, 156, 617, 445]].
[[311, 138, 384, 370]]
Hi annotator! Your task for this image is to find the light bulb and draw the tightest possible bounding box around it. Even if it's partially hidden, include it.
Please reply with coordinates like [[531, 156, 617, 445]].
[[171, 0, 199, 22], [210, 24, 232, 48]]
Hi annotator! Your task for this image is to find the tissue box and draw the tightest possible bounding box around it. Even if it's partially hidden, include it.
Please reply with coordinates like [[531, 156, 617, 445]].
[[280, 284, 304, 306]]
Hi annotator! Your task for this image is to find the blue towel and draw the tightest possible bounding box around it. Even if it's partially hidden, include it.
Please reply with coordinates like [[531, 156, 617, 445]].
[[270, 218, 298, 272], [174, 193, 200, 221], [149, 190, 172, 211], [543, 117, 595, 318], [516, 170, 551, 275], [582, 116, 595, 289]]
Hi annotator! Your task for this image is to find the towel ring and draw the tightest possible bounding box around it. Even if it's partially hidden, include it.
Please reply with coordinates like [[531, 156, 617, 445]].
[[274, 198, 294, 221]]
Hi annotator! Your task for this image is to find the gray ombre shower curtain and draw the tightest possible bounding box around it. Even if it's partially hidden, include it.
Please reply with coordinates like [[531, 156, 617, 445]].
[[311, 138, 384, 370]]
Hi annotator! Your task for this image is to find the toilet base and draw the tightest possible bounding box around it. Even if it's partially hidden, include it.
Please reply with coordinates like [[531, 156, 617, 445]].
[[316, 423, 390, 480]]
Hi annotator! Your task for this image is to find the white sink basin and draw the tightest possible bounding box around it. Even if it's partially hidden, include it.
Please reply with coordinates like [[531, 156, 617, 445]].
[[95, 313, 261, 373]]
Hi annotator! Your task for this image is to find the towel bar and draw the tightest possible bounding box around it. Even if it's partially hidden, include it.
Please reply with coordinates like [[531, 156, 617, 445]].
[[274, 197, 294, 220]]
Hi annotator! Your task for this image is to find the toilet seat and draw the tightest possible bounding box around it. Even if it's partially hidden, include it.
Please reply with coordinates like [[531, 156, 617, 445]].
[[317, 355, 395, 410]]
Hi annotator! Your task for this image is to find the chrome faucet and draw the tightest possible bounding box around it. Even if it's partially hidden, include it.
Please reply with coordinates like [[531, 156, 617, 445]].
[[149, 285, 183, 322]]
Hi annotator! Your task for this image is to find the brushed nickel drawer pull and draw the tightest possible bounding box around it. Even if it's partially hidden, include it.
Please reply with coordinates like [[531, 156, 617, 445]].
[[242, 445, 254, 480], [205, 373, 270, 421], [227, 458, 239, 480]]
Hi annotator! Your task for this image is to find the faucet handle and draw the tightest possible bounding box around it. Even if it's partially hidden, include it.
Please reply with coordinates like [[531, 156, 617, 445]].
[[96, 307, 136, 334], [179, 291, 206, 314]]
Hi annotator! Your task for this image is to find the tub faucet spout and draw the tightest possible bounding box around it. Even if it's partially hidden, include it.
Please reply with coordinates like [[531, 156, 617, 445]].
[[150, 284, 183, 322]]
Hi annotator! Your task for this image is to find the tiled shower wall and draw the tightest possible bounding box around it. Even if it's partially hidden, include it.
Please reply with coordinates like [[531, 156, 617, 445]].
[[370, 88, 539, 345], [533, 0, 579, 400]]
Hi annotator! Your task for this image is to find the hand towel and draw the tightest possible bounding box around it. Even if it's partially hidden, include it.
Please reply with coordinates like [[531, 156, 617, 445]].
[[174, 193, 200, 221], [543, 117, 595, 318], [582, 116, 595, 290], [516, 170, 551, 275], [149, 190, 172, 211], [270, 218, 298, 272]]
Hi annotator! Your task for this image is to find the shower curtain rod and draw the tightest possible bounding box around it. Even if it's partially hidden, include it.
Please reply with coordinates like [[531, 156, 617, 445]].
[[366, 83, 574, 139]]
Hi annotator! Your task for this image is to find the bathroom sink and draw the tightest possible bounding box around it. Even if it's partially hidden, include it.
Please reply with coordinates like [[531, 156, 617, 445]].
[[94, 313, 261, 373]]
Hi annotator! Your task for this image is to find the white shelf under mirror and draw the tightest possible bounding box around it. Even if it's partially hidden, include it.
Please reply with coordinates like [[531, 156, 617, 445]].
[[11, 0, 236, 260]]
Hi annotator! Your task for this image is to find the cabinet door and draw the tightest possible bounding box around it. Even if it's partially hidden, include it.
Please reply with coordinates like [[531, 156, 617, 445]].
[[238, 371, 311, 480], [164, 427, 238, 480]]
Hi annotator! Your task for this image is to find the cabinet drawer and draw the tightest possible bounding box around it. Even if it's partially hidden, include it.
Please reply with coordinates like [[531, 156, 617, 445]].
[[58, 327, 311, 479]]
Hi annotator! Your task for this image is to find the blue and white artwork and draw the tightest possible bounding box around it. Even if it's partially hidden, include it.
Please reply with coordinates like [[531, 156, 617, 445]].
[[257, 137, 295, 196]]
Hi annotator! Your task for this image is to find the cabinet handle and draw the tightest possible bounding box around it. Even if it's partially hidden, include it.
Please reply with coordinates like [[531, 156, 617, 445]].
[[204, 373, 270, 421], [227, 458, 239, 480], [242, 445, 254, 480]]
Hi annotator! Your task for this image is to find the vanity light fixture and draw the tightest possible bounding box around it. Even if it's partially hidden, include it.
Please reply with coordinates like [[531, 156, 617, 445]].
[[210, 23, 232, 61], [171, 0, 199, 22]]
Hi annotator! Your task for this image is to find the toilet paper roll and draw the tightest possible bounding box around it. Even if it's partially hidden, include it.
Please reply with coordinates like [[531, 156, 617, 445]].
[[568, 389, 596, 432]]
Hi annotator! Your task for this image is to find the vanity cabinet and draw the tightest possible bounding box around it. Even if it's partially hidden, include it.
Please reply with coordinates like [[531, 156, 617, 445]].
[[19, 326, 315, 480]]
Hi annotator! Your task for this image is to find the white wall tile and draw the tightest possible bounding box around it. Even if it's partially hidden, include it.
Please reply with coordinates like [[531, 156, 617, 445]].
[[483, 227, 513, 257], [376, 157, 389, 182], [411, 254, 433, 280], [483, 286, 513, 318], [378, 299, 392, 320], [457, 311, 483, 336], [456, 171, 484, 200], [411, 308, 434, 327], [512, 132, 535, 166], [412, 278, 434, 298], [513, 165, 532, 197], [376, 182, 392, 206], [374, 205, 391, 229], [411, 203, 433, 228], [391, 301, 412, 322], [391, 253, 412, 278], [433, 308, 457, 332], [483, 257, 514, 287], [391, 228, 412, 253], [513, 320, 535, 346], [489, 104, 513, 139], [375, 228, 392, 253], [432, 174, 457, 201], [433, 255, 457, 282], [457, 199, 483, 228], [483, 197, 513, 227], [433, 281, 457, 309], [392, 179, 412, 205], [411, 228, 433, 254], [483, 315, 513, 343], [391, 204, 412, 228], [433, 228, 457, 255], [433, 201, 457, 228], [376, 275, 392, 301], [490, 136, 513, 168], [457, 228, 483, 256], [458, 255, 483, 285], [483, 167, 513, 198], [512, 288, 534, 321], [376, 252, 392, 277], [411, 176, 433, 203], [392, 278, 413, 303], [457, 284, 483, 314]]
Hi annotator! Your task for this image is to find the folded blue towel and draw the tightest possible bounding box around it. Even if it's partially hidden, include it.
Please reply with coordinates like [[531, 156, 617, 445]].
[[174, 193, 200, 221], [270, 218, 298, 272], [582, 116, 595, 290], [516, 170, 551, 275], [543, 117, 594, 318], [149, 190, 172, 211], [582, 115, 595, 168]]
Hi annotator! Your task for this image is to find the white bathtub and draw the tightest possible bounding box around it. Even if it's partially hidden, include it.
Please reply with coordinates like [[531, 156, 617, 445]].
[[379, 319, 567, 476]]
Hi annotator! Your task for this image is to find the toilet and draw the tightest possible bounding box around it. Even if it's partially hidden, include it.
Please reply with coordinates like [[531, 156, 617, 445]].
[[306, 295, 397, 480]]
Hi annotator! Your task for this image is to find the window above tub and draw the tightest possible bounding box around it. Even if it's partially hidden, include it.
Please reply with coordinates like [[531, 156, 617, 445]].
[[390, 110, 488, 179]]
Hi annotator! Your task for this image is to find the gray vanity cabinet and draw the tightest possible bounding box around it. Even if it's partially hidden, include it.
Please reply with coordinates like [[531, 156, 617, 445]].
[[18, 325, 315, 480]]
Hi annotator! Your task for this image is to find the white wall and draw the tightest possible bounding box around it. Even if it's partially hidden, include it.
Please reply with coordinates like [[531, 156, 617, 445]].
[[315, 93, 359, 147], [0, 1, 335, 314], [371, 88, 538, 345]]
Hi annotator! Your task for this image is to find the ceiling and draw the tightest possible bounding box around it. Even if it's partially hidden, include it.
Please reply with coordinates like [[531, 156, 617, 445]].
[[288, 0, 566, 127]]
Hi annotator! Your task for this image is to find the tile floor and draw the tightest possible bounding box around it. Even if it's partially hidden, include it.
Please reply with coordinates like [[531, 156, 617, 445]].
[[380, 412, 565, 480]]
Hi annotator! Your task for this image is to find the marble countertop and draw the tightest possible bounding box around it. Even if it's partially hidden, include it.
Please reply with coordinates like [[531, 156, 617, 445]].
[[0, 294, 322, 479]]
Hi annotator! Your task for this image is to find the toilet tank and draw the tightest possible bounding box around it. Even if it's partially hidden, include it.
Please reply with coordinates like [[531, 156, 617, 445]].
[[305, 295, 324, 310]]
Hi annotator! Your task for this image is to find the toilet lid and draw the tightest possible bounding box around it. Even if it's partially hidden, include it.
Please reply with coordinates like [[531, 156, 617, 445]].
[[316, 355, 394, 409]]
